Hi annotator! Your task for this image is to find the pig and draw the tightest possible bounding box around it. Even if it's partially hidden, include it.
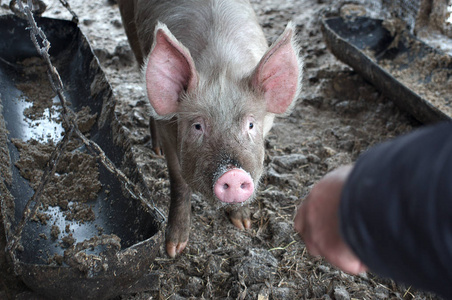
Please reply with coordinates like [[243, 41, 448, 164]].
[[118, 0, 303, 258]]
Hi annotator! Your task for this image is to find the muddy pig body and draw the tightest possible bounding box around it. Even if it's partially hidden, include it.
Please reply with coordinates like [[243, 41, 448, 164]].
[[118, 0, 303, 257]]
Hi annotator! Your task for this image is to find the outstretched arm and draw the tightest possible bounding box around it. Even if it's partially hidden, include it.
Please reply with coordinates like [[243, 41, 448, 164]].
[[295, 122, 452, 298]]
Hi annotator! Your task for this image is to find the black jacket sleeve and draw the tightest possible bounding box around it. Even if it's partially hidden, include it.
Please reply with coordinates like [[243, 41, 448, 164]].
[[339, 122, 452, 299]]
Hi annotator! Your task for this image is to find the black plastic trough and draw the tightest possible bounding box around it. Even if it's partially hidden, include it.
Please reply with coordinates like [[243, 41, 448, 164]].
[[322, 16, 451, 123], [0, 14, 164, 299]]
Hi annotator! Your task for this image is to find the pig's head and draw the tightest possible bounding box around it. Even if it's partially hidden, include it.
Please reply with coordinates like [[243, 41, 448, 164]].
[[144, 22, 302, 204]]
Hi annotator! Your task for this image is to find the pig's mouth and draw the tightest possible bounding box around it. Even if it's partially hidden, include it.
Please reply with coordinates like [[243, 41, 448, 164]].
[[212, 162, 256, 204]]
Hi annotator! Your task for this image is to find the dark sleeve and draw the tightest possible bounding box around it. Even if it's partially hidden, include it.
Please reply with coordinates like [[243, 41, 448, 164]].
[[339, 122, 452, 299]]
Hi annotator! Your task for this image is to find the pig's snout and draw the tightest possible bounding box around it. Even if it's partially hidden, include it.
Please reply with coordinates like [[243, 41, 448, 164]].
[[214, 169, 254, 203]]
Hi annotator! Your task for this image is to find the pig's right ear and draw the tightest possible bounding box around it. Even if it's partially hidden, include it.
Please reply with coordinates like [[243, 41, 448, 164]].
[[145, 23, 198, 117]]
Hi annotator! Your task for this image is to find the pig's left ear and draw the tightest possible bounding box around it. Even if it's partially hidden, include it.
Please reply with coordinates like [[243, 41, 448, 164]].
[[251, 22, 302, 114]]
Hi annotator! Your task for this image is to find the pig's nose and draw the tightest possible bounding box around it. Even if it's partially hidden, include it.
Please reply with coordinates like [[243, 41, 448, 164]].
[[214, 169, 254, 203]]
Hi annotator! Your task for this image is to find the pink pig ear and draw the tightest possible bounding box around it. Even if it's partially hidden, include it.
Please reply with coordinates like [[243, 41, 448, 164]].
[[145, 23, 198, 116], [251, 22, 302, 114]]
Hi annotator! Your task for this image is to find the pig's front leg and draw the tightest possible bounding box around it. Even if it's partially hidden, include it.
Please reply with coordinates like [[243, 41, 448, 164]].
[[166, 174, 191, 258], [159, 125, 192, 258], [226, 205, 251, 230], [149, 117, 163, 156]]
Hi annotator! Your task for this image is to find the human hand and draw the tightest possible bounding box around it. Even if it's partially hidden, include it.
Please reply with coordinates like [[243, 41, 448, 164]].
[[294, 165, 367, 274]]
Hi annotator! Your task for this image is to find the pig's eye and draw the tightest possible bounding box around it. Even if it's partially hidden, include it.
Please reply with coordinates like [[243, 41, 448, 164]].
[[244, 117, 257, 139], [245, 117, 257, 134], [192, 117, 205, 134]]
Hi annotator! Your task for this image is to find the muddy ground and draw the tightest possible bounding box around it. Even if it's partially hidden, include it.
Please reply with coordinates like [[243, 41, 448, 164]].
[[0, 0, 449, 299]]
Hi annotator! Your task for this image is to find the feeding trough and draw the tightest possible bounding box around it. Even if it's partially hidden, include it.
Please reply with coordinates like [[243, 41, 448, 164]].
[[322, 15, 452, 124], [0, 14, 164, 299]]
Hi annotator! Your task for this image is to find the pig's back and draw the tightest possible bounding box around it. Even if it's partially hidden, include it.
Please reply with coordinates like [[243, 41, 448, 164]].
[[135, 0, 268, 77]]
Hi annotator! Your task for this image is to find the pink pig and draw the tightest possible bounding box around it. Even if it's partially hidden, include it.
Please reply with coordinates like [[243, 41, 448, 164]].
[[118, 0, 303, 257]]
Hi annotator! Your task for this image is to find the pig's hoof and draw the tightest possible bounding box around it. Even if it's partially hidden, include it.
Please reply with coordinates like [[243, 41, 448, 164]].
[[166, 240, 188, 258], [227, 205, 251, 230], [152, 146, 164, 157], [231, 217, 251, 230]]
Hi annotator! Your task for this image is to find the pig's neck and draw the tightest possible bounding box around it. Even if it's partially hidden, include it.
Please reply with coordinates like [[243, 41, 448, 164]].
[[145, 0, 269, 79]]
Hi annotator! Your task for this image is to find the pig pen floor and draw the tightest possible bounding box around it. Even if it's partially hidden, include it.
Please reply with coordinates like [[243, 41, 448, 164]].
[[0, 0, 444, 299]]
